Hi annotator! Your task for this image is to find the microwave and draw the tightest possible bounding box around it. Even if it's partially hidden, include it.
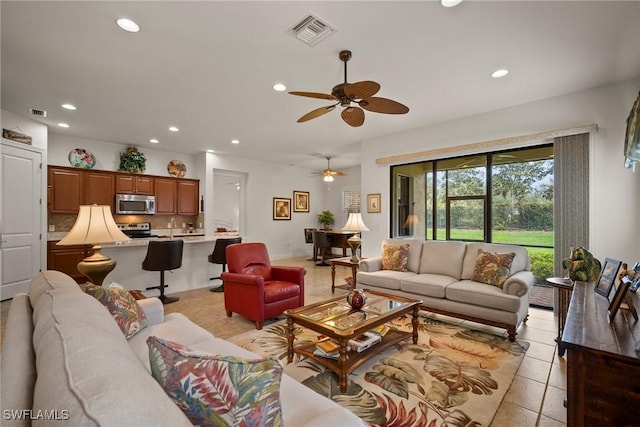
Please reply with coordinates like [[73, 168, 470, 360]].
[[115, 194, 156, 215]]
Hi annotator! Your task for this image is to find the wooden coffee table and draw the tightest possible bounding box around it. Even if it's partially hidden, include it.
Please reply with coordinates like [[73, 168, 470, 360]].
[[285, 289, 422, 392]]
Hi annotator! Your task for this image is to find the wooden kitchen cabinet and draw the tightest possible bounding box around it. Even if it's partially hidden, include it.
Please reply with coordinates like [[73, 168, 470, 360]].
[[84, 170, 115, 208], [155, 178, 177, 214], [115, 174, 154, 195], [48, 166, 83, 213], [178, 179, 199, 215], [47, 241, 93, 284]]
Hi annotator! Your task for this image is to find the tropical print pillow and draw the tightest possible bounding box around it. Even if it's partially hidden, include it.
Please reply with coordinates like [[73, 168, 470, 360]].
[[382, 244, 410, 272], [85, 283, 147, 339], [147, 336, 283, 427], [472, 249, 516, 288]]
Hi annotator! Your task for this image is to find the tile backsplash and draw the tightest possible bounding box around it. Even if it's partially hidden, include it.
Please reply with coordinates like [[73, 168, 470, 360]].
[[49, 213, 201, 232]]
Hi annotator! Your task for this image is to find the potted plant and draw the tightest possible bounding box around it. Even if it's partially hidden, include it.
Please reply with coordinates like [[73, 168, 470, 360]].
[[317, 210, 335, 230], [119, 146, 147, 173]]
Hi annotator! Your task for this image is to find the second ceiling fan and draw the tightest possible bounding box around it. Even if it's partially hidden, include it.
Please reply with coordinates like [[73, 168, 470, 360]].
[[290, 50, 409, 127], [312, 156, 345, 182]]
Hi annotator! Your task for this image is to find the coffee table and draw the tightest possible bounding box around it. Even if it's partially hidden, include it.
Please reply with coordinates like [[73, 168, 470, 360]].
[[285, 289, 422, 392]]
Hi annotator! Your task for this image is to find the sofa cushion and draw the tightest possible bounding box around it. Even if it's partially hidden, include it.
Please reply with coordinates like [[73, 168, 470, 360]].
[[357, 270, 415, 290], [472, 249, 516, 288], [418, 240, 467, 278], [446, 280, 522, 312], [400, 274, 459, 298], [148, 336, 283, 426], [85, 283, 147, 339], [381, 238, 423, 273], [461, 243, 530, 280], [382, 244, 409, 271]]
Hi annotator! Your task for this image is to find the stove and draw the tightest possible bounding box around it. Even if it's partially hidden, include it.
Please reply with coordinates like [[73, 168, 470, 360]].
[[117, 222, 158, 239]]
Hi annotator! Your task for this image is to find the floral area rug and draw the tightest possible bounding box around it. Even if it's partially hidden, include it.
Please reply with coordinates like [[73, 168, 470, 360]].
[[228, 314, 529, 427]]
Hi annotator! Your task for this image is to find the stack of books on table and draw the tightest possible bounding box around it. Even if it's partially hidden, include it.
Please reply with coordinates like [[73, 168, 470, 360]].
[[348, 331, 382, 353], [313, 337, 340, 359]]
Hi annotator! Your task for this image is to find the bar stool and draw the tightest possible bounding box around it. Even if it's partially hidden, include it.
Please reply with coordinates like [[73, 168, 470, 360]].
[[312, 230, 332, 266], [142, 239, 183, 304], [208, 237, 242, 292]]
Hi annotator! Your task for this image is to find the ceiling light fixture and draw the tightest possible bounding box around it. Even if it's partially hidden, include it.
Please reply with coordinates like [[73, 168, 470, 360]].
[[57, 123, 70, 128], [169, 126, 179, 132], [116, 18, 140, 33], [273, 83, 287, 92], [207, 149, 215, 153], [491, 69, 509, 78], [61, 103, 77, 110], [323, 174, 334, 183], [441, 0, 463, 7], [150, 138, 159, 144], [231, 139, 240, 144]]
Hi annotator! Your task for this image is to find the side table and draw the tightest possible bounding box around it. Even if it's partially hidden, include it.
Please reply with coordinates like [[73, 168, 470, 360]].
[[545, 277, 574, 356], [329, 257, 362, 293]]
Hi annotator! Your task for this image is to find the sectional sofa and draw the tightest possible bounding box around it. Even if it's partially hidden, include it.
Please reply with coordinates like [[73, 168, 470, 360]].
[[357, 239, 534, 341]]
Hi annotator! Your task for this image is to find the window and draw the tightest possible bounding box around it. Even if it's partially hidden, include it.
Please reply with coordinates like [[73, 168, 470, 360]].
[[342, 189, 361, 227]]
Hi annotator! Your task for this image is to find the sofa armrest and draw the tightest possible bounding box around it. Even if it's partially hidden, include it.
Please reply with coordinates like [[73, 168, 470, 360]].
[[359, 257, 382, 272], [137, 297, 164, 325], [503, 271, 534, 297], [271, 266, 306, 284]]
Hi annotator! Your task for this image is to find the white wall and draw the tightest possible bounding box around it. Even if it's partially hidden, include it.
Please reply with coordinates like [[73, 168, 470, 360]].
[[359, 79, 640, 264]]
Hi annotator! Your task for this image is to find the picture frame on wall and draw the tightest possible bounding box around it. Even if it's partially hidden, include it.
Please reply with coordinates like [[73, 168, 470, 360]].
[[367, 193, 381, 213], [273, 197, 291, 220], [594, 258, 622, 298], [293, 191, 310, 213]]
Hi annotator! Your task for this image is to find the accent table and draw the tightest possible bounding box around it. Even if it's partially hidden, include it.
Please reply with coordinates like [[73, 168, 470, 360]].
[[545, 276, 574, 356], [330, 256, 364, 293]]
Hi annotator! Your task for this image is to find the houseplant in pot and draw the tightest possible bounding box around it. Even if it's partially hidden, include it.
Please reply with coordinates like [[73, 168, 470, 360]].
[[317, 210, 335, 230], [119, 146, 147, 173]]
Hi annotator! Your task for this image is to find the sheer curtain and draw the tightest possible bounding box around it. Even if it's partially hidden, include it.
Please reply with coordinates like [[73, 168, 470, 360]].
[[553, 133, 590, 276]]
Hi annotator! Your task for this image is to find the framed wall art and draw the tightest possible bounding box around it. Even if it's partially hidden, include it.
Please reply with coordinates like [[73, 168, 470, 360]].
[[594, 258, 622, 298], [367, 193, 381, 213], [293, 191, 310, 213], [608, 280, 635, 320], [273, 197, 291, 220]]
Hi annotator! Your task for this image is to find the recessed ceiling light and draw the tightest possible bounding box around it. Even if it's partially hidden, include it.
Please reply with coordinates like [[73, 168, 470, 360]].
[[61, 103, 76, 110], [169, 126, 179, 132], [273, 83, 287, 92], [57, 123, 70, 128], [441, 0, 463, 7], [150, 138, 159, 143], [231, 139, 240, 144], [116, 18, 140, 33], [491, 69, 509, 78], [207, 149, 215, 153]]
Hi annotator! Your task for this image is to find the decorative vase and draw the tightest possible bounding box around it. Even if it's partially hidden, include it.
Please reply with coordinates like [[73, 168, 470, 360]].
[[346, 289, 367, 310]]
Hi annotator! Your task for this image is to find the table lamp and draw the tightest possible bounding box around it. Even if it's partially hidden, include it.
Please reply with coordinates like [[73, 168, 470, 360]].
[[341, 212, 370, 263], [57, 205, 130, 285]]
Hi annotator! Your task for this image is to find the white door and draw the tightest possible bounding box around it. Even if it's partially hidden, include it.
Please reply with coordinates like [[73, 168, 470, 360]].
[[0, 142, 42, 300]]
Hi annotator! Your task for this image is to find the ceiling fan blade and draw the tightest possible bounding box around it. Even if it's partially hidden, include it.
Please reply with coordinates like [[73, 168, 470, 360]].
[[341, 106, 365, 127], [329, 170, 346, 176], [297, 105, 336, 123], [289, 91, 336, 100], [360, 97, 409, 114], [344, 81, 380, 99]]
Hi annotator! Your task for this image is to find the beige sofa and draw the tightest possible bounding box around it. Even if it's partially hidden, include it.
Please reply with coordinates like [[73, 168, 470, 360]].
[[1, 270, 365, 427], [357, 239, 533, 341]]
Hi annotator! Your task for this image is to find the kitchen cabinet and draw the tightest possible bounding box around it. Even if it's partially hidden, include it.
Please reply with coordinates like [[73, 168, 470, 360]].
[[48, 166, 83, 213], [47, 241, 93, 284], [155, 178, 177, 214], [116, 174, 154, 195], [178, 179, 199, 215], [84, 170, 115, 208]]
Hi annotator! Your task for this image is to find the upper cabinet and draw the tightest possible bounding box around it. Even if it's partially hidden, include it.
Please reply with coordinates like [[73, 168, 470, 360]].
[[155, 178, 177, 214], [84, 170, 115, 209], [115, 174, 154, 195], [48, 166, 83, 213], [178, 179, 199, 215]]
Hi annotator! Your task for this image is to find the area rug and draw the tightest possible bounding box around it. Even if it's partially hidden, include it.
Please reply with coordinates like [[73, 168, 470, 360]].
[[229, 314, 529, 427]]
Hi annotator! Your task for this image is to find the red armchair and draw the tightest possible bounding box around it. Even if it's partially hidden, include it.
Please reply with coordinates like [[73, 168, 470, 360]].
[[221, 242, 305, 329]]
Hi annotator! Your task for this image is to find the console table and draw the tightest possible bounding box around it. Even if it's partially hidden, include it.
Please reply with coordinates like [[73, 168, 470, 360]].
[[545, 277, 573, 356], [561, 281, 640, 426]]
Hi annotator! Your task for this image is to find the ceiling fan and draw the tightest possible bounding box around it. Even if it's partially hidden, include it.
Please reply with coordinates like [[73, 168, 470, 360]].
[[289, 50, 409, 127], [312, 156, 345, 182]]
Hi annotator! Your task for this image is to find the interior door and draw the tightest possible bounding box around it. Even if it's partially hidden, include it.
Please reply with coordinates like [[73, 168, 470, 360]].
[[1, 142, 43, 300]]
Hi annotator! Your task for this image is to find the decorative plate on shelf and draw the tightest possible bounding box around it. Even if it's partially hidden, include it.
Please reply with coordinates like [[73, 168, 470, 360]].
[[68, 148, 96, 169], [167, 160, 186, 178]]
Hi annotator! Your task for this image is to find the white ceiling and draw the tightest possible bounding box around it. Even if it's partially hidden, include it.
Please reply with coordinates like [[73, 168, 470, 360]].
[[2, 1, 639, 172]]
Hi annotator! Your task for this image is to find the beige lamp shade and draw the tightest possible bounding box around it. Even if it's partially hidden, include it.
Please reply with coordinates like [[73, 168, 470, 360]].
[[341, 213, 369, 263], [57, 205, 130, 285]]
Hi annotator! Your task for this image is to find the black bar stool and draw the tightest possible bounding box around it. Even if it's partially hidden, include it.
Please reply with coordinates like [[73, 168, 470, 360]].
[[142, 239, 183, 304], [208, 237, 242, 292]]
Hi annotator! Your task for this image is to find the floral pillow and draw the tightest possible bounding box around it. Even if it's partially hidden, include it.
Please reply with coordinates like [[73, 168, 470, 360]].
[[382, 244, 410, 272], [85, 283, 147, 339], [472, 249, 516, 288], [147, 336, 283, 427]]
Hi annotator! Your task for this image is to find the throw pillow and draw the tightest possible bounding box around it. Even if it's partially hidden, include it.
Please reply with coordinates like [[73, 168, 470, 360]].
[[382, 244, 410, 272], [472, 249, 516, 288], [85, 283, 147, 339], [147, 336, 283, 427]]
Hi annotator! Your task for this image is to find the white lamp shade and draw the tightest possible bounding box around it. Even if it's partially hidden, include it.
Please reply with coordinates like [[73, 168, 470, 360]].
[[57, 205, 130, 245], [342, 213, 370, 232]]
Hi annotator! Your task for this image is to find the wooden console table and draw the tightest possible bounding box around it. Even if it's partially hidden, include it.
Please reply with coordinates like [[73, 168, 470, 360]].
[[561, 281, 640, 426], [545, 277, 574, 356]]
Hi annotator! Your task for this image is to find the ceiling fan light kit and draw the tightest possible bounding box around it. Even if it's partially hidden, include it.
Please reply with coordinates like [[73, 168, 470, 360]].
[[290, 50, 409, 127]]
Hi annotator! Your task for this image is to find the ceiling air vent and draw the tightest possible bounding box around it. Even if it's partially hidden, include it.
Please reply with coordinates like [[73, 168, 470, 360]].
[[29, 108, 47, 117], [289, 13, 336, 46]]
